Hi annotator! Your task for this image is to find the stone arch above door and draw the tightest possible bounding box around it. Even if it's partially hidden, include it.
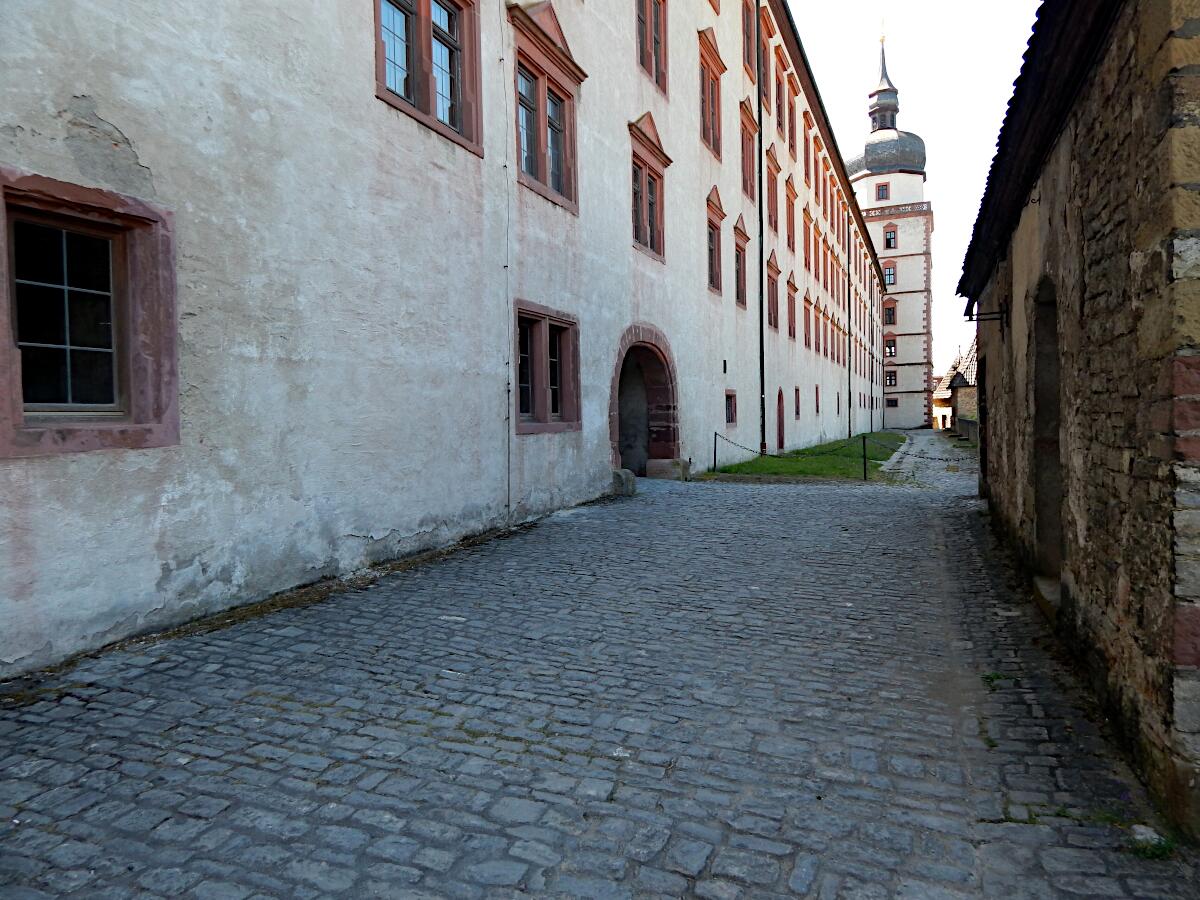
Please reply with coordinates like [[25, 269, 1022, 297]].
[[608, 323, 680, 470]]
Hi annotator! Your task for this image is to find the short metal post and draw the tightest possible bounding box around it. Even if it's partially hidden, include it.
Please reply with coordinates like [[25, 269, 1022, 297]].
[[862, 434, 868, 481]]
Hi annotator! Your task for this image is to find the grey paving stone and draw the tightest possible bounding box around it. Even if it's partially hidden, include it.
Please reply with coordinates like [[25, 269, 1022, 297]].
[[664, 838, 714, 876], [487, 796, 545, 825], [0, 434, 1195, 898], [465, 858, 527, 886]]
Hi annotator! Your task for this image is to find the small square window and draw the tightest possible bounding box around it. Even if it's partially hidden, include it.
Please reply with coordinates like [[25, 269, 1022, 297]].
[[886, 397, 899, 408], [1, 170, 179, 459], [876, 183, 890, 201]]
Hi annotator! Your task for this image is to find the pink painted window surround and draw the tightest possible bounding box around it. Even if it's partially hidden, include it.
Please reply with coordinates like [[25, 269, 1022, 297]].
[[515, 298, 580, 434], [0, 166, 178, 459]]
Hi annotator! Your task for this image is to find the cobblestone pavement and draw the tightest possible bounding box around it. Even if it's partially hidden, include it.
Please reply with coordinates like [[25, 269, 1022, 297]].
[[1, 431, 1196, 899]]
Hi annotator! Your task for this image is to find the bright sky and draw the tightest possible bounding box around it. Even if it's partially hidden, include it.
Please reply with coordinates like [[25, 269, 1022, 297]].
[[792, 0, 1041, 373]]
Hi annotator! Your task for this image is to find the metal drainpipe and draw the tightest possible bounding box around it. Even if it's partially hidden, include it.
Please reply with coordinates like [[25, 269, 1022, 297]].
[[755, 4, 767, 455]]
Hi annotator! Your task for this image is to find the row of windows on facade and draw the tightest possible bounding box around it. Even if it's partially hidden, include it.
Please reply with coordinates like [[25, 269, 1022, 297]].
[[515, 301, 883, 439], [704, 215, 882, 377], [706, 180, 875, 323], [4, 1, 883, 423], [3, 207, 883, 432], [724, 385, 884, 427], [379, 0, 881, 307]]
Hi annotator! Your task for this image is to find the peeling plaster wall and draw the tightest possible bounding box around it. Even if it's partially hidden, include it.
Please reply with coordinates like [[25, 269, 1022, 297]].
[[975, 0, 1200, 835], [0, 1, 883, 676]]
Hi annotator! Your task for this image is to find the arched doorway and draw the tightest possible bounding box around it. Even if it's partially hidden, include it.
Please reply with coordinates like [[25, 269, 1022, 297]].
[[777, 389, 785, 451], [609, 324, 679, 476], [1033, 278, 1063, 576]]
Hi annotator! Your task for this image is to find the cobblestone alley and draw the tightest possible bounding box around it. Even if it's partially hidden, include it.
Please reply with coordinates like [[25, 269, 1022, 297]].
[[0, 432, 1195, 899]]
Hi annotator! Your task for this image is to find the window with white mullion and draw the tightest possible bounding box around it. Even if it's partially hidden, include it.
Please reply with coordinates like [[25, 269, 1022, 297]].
[[381, 0, 415, 101], [548, 324, 563, 419], [13, 219, 117, 410], [431, 0, 460, 130], [517, 66, 539, 179], [547, 90, 565, 195], [517, 317, 534, 418]]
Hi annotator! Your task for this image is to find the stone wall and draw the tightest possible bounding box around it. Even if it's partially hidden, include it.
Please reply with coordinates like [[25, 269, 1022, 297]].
[[951, 386, 977, 423], [975, 0, 1200, 835]]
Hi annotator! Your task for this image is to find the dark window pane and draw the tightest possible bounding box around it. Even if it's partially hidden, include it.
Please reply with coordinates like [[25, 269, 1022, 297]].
[[518, 70, 537, 179], [547, 91, 564, 194], [518, 319, 533, 416], [647, 175, 659, 251], [432, 0, 455, 34], [70, 349, 115, 404], [381, 0, 412, 100], [15, 283, 67, 346], [632, 164, 643, 245], [69, 291, 114, 349], [548, 325, 562, 418], [65, 232, 110, 291], [13, 221, 64, 285], [517, 67, 536, 102], [432, 37, 457, 127], [20, 346, 68, 404]]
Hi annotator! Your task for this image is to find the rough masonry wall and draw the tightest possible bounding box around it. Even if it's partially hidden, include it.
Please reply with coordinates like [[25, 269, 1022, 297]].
[[978, 0, 1200, 833]]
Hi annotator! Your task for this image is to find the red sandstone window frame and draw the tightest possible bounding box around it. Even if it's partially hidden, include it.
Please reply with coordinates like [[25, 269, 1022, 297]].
[[883, 300, 896, 325], [883, 224, 897, 249], [698, 29, 726, 160], [803, 295, 812, 348], [734, 215, 749, 308], [706, 186, 726, 294], [741, 0, 755, 81], [739, 98, 757, 202], [876, 181, 890, 201], [885, 368, 897, 387], [884, 263, 896, 286], [636, 0, 669, 93], [514, 298, 580, 435], [510, 5, 587, 214], [766, 170, 778, 233], [630, 113, 671, 261], [775, 73, 785, 138], [766, 252, 780, 330], [375, 0, 483, 157], [786, 276, 797, 340], [802, 210, 811, 271], [785, 176, 797, 252], [802, 113, 813, 184], [0, 167, 179, 459]]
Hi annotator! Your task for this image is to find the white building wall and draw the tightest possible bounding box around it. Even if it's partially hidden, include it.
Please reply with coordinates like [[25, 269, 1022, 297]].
[[0, 0, 883, 675]]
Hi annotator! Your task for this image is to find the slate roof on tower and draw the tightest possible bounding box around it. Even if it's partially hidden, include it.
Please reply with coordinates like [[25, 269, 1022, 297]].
[[847, 40, 926, 178]]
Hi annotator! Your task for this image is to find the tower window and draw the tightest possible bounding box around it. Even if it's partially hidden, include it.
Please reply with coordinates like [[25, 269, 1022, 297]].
[[876, 183, 890, 201]]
